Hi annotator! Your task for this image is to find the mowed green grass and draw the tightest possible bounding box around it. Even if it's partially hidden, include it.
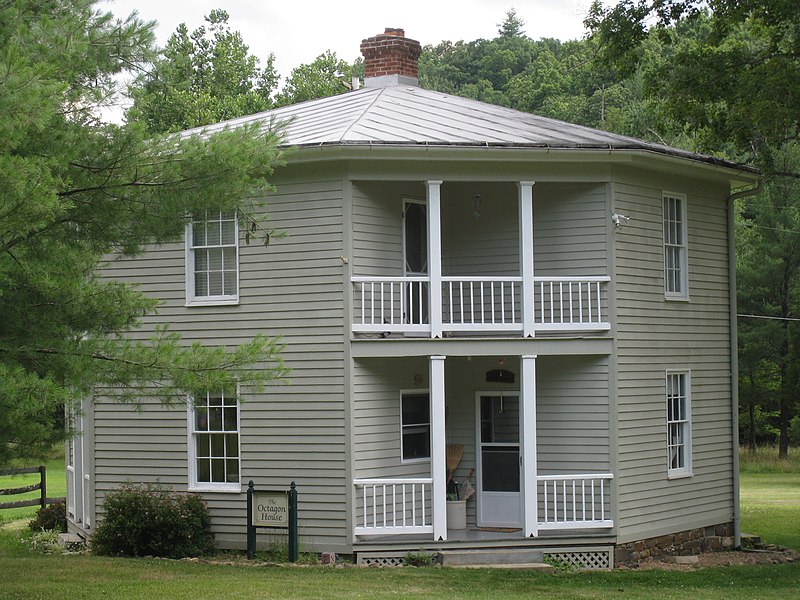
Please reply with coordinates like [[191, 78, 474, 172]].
[[0, 535, 798, 600], [0, 449, 797, 599], [739, 447, 800, 550]]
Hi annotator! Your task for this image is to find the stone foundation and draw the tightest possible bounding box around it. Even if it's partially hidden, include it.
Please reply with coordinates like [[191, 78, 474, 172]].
[[615, 522, 735, 565]]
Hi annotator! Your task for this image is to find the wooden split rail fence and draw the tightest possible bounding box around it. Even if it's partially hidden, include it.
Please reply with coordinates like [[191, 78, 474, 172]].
[[0, 466, 65, 510]]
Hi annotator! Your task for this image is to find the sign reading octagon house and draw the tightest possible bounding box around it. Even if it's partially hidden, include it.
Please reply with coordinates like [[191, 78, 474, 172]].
[[252, 491, 289, 528]]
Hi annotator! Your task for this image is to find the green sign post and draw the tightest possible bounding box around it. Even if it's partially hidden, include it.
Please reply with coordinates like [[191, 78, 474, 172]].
[[246, 480, 298, 561]]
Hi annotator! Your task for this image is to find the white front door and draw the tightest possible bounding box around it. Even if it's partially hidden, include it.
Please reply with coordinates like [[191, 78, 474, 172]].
[[476, 392, 521, 527]]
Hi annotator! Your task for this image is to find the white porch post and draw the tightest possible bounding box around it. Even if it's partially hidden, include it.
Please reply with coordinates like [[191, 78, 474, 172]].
[[430, 355, 447, 540], [518, 181, 536, 337], [426, 180, 443, 338], [520, 354, 538, 537]]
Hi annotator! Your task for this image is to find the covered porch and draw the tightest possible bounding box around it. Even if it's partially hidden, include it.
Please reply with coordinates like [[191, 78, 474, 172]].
[[349, 179, 611, 339], [350, 353, 614, 542]]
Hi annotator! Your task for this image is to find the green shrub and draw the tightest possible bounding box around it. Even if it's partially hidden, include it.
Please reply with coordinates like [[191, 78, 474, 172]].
[[20, 529, 63, 554], [91, 482, 215, 558], [404, 550, 437, 567], [28, 501, 66, 533]]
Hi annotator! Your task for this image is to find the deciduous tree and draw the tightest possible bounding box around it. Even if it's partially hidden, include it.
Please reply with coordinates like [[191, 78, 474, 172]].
[[128, 9, 278, 132]]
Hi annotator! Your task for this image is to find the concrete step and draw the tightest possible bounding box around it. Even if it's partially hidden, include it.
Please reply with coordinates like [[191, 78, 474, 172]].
[[58, 533, 85, 550], [439, 547, 545, 567], [453, 562, 555, 571]]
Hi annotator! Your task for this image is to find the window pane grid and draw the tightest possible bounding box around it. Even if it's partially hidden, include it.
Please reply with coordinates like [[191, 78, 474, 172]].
[[663, 195, 686, 295], [666, 373, 690, 474], [191, 391, 239, 486], [190, 211, 238, 299]]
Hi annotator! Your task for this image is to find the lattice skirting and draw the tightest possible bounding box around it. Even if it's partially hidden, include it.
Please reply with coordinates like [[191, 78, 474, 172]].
[[356, 546, 613, 570], [356, 551, 409, 567], [543, 546, 613, 570]]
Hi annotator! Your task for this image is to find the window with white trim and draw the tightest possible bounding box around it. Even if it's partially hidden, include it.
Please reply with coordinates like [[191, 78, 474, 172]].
[[186, 210, 239, 305], [189, 390, 240, 491], [666, 371, 692, 477], [663, 192, 688, 298], [401, 392, 430, 462]]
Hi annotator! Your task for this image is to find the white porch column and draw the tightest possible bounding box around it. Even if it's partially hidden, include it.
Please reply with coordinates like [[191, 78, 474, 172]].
[[426, 180, 443, 338], [430, 354, 447, 541], [520, 354, 538, 537], [518, 181, 536, 337]]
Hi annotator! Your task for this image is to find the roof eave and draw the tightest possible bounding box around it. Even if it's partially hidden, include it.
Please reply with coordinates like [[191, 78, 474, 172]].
[[285, 141, 759, 182]]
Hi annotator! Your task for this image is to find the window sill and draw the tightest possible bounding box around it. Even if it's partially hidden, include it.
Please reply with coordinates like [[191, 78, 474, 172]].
[[664, 294, 690, 302], [185, 297, 240, 307], [188, 484, 242, 494], [401, 457, 431, 465], [667, 470, 693, 480]]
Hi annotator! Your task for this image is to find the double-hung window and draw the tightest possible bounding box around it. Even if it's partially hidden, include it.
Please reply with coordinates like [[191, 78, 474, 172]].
[[188, 390, 240, 491], [401, 392, 430, 462], [663, 192, 688, 299], [186, 210, 239, 305], [666, 371, 692, 478]]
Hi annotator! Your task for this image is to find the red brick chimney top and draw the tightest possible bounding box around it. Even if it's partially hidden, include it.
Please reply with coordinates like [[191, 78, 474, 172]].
[[360, 28, 422, 87]]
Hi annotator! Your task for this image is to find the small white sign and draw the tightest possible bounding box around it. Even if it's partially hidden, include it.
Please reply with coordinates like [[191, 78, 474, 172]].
[[252, 491, 289, 528]]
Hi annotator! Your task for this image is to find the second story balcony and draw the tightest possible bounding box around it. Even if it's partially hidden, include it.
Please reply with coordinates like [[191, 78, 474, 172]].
[[349, 179, 612, 339], [352, 275, 610, 337]]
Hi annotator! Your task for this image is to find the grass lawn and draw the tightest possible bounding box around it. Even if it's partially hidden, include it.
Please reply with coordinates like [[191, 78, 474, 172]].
[[739, 446, 800, 551], [0, 527, 798, 600], [0, 448, 798, 599]]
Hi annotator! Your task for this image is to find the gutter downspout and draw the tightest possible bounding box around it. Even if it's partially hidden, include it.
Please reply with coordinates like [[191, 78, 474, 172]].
[[726, 181, 761, 549]]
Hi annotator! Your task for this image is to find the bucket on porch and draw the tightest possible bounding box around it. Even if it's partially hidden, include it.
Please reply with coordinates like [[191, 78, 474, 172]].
[[446, 500, 467, 530]]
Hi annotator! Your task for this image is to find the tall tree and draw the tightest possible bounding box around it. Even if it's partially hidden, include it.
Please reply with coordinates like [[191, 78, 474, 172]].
[[737, 146, 800, 458], [128, 9, 278, 133], [586, 0, 800, 456], [0, 1, 286, 465], [585, 0, 800, 175], [275, 51, 361, 107]]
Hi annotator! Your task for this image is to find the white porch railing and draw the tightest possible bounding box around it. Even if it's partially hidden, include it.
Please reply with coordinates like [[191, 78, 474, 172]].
[[352, 276, 610, 335], [442, 276, 522, 331], [533, 277, 611, 331], [537, 473, 614, 530], [352, 277, 430, 333], [353, 478, 433, 536]]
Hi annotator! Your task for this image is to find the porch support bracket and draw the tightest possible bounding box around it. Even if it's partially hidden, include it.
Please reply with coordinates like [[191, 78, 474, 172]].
[[521, 354, 538, 537], [426, 180, 443, 338], [518, 181, 536, 337], [430, 355, 447, 541]]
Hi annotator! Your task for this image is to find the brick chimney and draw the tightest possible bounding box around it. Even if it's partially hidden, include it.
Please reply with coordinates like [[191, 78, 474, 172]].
[[360, 28, 422, 88]]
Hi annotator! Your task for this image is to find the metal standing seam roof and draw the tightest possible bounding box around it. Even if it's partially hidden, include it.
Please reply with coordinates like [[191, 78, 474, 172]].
[[184, 84, 755, 173]]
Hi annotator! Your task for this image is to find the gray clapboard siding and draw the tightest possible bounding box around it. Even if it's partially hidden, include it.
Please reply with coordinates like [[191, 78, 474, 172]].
[[91, 176, 351, 551], [441, 182, 519, 276], [612, 168, 734, 543], [533, 183, 609, 277]]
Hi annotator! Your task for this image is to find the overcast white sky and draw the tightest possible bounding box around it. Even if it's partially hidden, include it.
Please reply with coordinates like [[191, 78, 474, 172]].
[[103, 0, 591, 81]]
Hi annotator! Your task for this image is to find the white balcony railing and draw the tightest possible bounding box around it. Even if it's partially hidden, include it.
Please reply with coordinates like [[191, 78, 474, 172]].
[[533, 277, 610, 331], [352, 275, 610, 335], [537, 473, 614, 530], [352, 277, 429, 333], [353, 478, 433, 536], [442, 276, 523, 331]]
